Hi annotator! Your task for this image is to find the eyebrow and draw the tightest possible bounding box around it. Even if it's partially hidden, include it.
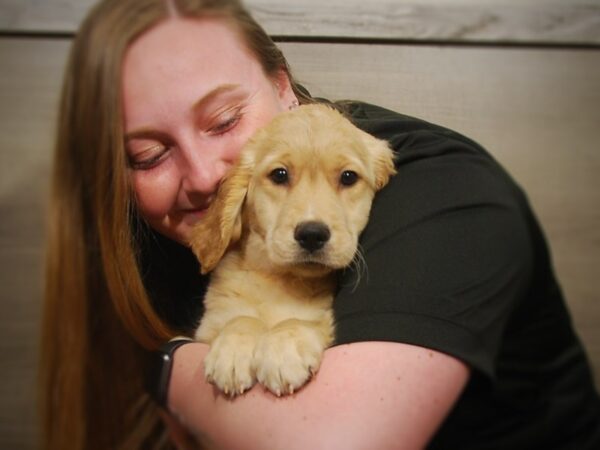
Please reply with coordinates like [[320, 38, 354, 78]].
[[124, 83, 243, 141], [192, 83, 243, 113], [124, 128, 171, 143]]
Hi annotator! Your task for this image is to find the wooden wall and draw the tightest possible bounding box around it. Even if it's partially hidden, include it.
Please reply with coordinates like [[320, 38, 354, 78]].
[[1, 0, 599, 448]]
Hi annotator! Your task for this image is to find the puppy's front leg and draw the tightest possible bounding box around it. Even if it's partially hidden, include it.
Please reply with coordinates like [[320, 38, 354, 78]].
[[254, 317, 334, 396], [202, 316, 266, 396]]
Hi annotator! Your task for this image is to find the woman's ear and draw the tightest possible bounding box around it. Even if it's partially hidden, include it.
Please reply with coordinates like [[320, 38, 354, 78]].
[[189, 157, 253, 274], [272, 68, 297, 106]]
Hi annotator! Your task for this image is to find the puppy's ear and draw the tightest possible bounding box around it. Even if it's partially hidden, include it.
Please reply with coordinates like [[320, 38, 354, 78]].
[[189, 158, 253, 274], [360, 131, 397, 190]]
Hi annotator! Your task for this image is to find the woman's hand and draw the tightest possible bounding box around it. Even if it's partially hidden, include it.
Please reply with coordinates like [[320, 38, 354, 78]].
[[167, 341, 469, 450]]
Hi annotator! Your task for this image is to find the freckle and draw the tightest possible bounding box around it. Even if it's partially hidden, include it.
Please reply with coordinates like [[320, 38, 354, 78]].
[[380, 397, 384, 402], [396, 376, 401, 381], [429, 352, 434, 358], [302, 415, 308, 421]]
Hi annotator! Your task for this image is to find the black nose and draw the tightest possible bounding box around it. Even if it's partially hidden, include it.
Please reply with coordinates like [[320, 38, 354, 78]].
[[294, 221, 331, 252]]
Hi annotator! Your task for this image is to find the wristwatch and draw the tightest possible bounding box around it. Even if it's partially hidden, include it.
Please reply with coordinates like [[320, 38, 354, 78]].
[[147, 337, 194, 408]]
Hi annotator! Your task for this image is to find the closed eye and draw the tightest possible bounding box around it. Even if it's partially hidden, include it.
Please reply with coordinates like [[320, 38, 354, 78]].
[[208, 114, 241, 135], [128, 144, 171, 171]]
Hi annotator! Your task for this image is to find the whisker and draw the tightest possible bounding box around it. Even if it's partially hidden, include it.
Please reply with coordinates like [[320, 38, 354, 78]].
[[348, 244, 369, 292]]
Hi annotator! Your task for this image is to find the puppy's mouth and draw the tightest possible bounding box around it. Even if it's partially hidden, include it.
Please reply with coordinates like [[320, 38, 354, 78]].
[[297, 260, 328, 269], [285, 261, 332, 278], [288, 253, 335, 276]]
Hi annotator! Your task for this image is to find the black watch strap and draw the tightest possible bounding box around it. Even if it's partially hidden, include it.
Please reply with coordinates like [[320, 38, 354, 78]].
[[147, 337, 194, 408]]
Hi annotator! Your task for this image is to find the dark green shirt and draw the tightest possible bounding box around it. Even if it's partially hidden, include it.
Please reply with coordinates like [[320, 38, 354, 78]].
[[334, 102, 600, 449]]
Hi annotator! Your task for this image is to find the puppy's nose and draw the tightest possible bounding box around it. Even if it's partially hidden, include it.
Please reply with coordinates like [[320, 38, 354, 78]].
[[294, 221, 331, 252]]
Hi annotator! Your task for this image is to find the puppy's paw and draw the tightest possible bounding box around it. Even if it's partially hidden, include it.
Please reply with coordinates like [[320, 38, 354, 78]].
[[204, 331, 257, 396], [254, 325, 326, 396]]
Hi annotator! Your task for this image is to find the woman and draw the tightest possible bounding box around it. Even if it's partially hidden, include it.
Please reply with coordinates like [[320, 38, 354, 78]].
[[41, 0, 600, 449]]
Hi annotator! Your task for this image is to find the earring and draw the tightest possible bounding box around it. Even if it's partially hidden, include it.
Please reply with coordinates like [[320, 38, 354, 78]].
[[289, 99, 299, 110]]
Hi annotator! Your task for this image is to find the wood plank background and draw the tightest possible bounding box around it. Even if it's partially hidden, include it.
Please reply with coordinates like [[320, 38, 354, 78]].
[[1, 0, 600, 45], [1, 0, 599, 448]]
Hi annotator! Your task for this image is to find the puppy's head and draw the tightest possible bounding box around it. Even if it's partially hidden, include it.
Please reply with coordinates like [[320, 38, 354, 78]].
[[190, 104, 396, 276]]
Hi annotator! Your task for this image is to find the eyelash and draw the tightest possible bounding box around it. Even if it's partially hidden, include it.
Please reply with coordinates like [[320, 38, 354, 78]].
[[129, 145, 170, 171], [209, 113, 242, 135]]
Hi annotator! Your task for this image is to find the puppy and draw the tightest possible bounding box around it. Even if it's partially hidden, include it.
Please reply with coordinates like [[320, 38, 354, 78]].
[[190, 104, 396, 396]]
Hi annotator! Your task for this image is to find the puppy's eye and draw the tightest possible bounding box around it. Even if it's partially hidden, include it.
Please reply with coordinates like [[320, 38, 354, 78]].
[[340, 170, 359, 186], [269, 167, 289, 185]]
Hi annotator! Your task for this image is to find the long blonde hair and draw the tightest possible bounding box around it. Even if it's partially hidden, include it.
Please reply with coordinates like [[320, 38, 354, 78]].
[[40, 0, 313, 448]]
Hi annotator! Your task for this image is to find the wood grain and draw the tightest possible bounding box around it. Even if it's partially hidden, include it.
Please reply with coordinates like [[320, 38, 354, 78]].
[[1, 0, 599, 45]]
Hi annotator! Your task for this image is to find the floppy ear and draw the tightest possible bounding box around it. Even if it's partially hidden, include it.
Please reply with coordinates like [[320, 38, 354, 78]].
[[360, 131, 397, 190], [189, 158, 253, 274]]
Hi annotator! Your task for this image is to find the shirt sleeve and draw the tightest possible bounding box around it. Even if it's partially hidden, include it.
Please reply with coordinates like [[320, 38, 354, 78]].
[[332, 130, 534, 380]]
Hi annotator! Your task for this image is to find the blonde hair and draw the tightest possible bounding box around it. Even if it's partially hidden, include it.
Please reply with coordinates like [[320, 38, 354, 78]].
[[40, 0, 314, 448]]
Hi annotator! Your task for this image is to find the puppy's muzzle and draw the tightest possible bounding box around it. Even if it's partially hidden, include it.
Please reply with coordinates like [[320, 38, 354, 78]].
[[294, 221, 331, 253]]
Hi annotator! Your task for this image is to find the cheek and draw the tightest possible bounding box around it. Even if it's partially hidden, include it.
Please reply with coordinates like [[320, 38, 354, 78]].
[[223, 132, 251, 162], [341, 188, 375, 233], [249, 186, 286, 234], [131, 169, 179, 220]]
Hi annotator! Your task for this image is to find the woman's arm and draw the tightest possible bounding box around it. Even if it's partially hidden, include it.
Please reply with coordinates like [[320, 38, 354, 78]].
[[168, 341, 469, 450]]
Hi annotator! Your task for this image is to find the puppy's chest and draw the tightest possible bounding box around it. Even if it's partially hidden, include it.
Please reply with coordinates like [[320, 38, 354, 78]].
[[206, 262, 334, 327]]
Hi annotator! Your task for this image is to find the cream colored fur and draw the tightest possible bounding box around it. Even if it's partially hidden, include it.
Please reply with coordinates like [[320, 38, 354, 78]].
[[190, 104, 396, 396]]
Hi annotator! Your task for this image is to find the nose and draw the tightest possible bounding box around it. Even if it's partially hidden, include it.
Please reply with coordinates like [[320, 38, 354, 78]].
[[294, 221, 331, 252], [180, 149, 229, 195]]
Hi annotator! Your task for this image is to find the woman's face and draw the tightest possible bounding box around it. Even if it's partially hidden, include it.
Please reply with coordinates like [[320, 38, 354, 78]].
[[122, 18, 296, 245]]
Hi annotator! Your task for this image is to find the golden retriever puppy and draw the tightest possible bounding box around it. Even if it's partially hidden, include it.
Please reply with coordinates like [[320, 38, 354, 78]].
[[190, 104, 396, 396]]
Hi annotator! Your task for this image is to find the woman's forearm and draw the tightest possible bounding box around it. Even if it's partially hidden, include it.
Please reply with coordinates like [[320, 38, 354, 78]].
[[168, 341, 469, 450]]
